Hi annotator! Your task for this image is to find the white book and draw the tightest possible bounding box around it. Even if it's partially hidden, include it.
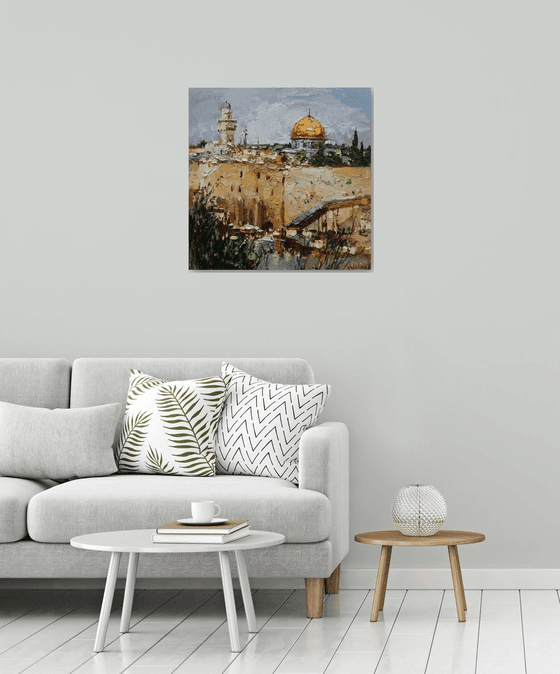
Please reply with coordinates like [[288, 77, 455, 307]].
[[152, 527, 251, 545]]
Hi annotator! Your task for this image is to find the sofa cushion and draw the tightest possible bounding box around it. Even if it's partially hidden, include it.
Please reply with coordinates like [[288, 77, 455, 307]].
[[0, 402, 122, 480], [115, 370, 228, 476], [27, 474, 331, 544], [215, 363, 330, 484], [0, 358, 71, 409], [70, 359, 315, 442], [0, 477, 56, 542]]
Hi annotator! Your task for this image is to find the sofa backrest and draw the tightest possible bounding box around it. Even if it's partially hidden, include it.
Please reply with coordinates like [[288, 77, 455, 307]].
[[70, 358, 315, 411], [0, 359, 71, 408]]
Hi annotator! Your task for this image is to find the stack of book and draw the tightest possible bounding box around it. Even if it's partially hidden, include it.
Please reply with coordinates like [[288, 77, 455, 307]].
[[151, 520, 250, 544]]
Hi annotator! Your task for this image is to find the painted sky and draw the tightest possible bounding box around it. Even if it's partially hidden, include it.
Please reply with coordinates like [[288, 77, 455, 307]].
[[189, 88, 372, 147]]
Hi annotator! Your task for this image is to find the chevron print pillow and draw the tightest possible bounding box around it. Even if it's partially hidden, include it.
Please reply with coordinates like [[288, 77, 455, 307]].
[[115, 370, 229, 476], [214, 363, 330, 484]]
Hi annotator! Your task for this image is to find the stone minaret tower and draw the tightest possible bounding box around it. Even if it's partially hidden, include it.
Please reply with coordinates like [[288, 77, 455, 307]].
[[217, 101, 237, 146]]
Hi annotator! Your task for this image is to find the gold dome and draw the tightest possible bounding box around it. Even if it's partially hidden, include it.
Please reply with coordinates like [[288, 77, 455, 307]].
[[291, 114, 326, 141]]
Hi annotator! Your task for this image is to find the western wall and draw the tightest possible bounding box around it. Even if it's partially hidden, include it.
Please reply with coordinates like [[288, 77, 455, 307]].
[[189, 158, 371, 231]]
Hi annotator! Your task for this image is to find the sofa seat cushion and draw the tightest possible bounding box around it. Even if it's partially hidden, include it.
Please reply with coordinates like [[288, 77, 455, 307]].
[[27, 474, 331, 544], [0, 477, 56, 542]]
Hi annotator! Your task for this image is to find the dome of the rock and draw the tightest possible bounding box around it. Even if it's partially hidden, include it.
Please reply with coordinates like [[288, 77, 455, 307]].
[[290, 114, 326, 141]]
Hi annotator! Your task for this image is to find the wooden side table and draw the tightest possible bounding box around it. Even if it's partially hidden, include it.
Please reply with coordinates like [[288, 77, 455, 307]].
[[355, 530, 485, 622]]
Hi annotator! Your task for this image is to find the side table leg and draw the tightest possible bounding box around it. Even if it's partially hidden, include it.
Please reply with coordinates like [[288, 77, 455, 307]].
[[370, 545, 392, 622], [120, 552, 139, 633], [94, 551, 121, 652], [448, 545, 466, 622], [235, 550, 257, 633], [456, 552, 467, 612], [219, 551, 241, 652]]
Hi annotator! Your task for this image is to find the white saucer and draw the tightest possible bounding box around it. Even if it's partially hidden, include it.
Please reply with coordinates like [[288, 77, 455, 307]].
[[176, 517, 228, 526]]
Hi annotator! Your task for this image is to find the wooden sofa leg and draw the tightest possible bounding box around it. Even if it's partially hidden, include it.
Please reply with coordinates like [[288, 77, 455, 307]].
[[305, 578, 324, 618], [325, 564, 341, 594]]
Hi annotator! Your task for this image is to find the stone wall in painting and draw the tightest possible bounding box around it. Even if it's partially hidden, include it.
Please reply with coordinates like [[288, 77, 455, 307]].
[[189, 157, 371, 231]]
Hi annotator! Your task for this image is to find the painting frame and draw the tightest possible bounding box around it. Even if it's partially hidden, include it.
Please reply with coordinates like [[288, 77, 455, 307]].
[[189, 87, 372, 271]]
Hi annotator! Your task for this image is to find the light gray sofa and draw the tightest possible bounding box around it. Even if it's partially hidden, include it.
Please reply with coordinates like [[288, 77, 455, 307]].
[[0, 358, 349, 618]]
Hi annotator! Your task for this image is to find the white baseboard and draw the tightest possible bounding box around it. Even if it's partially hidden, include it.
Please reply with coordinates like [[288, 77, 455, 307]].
[[341, 568, 560, 590], [1, 569, 559, 590]]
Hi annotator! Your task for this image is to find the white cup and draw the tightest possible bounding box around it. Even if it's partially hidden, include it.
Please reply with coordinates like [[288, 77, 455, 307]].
[[191, 501, 221, 523]]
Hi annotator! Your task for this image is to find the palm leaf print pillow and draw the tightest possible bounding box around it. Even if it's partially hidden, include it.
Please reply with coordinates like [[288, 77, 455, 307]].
[[115, 370, 229, 476]]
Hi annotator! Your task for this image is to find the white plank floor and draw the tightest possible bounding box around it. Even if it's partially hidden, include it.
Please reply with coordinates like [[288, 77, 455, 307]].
[[0, 588, 559, 673]]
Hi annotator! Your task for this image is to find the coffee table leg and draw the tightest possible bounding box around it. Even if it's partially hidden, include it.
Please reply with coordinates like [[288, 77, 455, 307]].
[[370, 545, 392, 622], [235, 550, 257, 633], [219, 551, 241, 652], [94, 551, 121, 652], [448, 545, 466, 622], [120, 552, 139, 633]]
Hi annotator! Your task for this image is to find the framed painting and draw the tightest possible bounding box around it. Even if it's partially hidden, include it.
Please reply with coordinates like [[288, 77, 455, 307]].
[[189, 88, 372, 271]]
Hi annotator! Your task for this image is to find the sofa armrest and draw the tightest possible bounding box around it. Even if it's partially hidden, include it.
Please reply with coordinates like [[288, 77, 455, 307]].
[[299, 422, 349, 570]]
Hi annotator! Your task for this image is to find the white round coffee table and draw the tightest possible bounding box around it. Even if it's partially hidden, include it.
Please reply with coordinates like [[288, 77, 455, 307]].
[[71, 529, 284, 653]]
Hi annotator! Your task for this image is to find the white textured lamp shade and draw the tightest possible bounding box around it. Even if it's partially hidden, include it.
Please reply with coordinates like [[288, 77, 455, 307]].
[[392, 484, 447, 536]]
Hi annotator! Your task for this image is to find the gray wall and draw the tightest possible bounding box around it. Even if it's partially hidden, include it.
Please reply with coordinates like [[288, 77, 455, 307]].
[[1, 1, 559, 571]]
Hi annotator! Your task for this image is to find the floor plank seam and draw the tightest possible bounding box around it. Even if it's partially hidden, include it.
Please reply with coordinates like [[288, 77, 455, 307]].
[[161, 589, 261, 674], [260, 590, 318, 674], [423, 589, 445, 674], [258, 589, 295, 631], [36, 588, 177, 674], [373, 589, 408, 674], [69, 589, 145, 641], [130, 588, 184, 624], [0, 590, 107, 659], [105, 589, 222, 674], [519, 590, 528, 674], [38, 589, 140, 674], [14, 589, 140, 674], [321, 590, 370, 673], [474, 589, 483, 674], [172, 589, 264, 673], [219, 590, 298, 674], [0, 601, 51, 633], [61, 591, 166, 673], [270, 622, 312, 674]]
